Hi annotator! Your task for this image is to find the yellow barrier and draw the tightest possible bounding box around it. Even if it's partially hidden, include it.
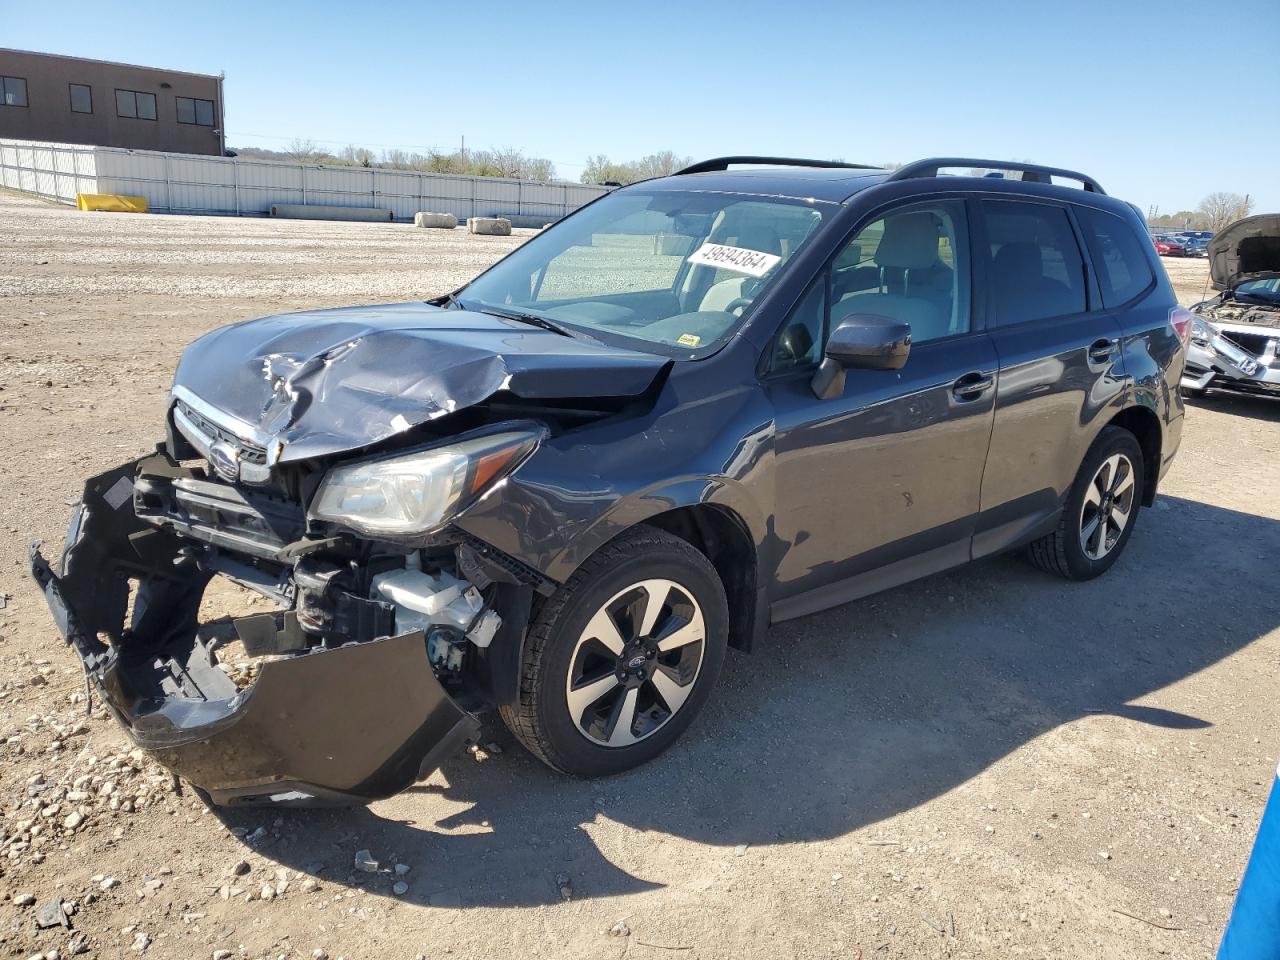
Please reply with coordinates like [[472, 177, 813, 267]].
[[76, 193, 148, 213]]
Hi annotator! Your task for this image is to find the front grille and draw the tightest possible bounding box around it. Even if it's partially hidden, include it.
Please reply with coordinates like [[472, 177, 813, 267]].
[[175, 400, 267, 464], [1222, 331, 1276, 359]]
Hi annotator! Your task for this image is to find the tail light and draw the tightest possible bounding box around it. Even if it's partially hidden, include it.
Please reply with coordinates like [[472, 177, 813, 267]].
[[1170, 307, 1194, 346]]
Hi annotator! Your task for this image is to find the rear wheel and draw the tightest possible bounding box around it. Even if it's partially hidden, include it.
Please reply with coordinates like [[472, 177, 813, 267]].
[[500, 527, 728, 777], [1027, 426, 1144, 581]]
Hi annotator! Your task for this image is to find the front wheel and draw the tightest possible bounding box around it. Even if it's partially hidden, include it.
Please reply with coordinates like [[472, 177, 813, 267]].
[[1026, 426, 1145, 581], [500, 527, 728, 777]]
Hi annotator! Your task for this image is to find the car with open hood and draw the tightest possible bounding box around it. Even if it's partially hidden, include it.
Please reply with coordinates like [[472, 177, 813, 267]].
[[1183, 214, 1280, 399], [30, 156, 1188, 806]]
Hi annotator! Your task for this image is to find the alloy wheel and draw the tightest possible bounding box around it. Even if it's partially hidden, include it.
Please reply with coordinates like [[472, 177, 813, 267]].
[[564, 578, 706, 747], [1079, 452, 1136, 561]]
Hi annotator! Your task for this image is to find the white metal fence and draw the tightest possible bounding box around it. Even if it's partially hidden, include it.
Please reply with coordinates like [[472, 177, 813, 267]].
[[0, 138, 611, 223]]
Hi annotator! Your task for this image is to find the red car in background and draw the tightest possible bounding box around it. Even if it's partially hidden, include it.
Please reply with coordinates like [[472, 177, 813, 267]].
[[1153, 235, 1188, 256]]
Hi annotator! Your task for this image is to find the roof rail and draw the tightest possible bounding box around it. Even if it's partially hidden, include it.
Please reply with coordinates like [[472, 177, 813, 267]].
[[886, 158, 1105, 194], [675, 156, 881, 176]]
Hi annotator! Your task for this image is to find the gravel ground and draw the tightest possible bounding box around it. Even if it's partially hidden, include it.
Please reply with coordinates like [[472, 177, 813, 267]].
[[1, 193, 1278, 960]]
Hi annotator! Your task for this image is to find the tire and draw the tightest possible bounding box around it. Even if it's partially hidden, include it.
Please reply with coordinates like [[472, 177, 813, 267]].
[[1026, 426, 1145, 581], [499, 526, 728, 777], [1181, 385, 1207, 400]]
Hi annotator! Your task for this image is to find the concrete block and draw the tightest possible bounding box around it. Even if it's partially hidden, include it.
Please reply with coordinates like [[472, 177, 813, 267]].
[[269, 204, 393, 223], [414, 211, 458, 229], [468, 217, 512, 236], [505, 215, 557, 229]]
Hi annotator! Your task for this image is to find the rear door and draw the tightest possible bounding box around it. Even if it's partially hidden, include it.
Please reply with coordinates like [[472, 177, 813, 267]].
[[973, 198, 1128, 558]]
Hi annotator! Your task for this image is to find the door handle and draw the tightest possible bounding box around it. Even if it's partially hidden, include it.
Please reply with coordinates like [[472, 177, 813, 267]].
[[952, 371, 994, 401], [1088, 338, 1119, 363]]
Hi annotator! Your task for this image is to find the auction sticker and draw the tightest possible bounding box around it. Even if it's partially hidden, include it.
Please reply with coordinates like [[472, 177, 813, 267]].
[[686, 242, 781, 278]]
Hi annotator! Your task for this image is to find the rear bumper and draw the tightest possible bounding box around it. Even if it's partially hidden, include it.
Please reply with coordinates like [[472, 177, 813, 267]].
[[28, 458, 480, 806]]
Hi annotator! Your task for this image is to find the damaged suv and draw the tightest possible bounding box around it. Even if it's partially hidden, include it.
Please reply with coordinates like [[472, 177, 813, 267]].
[[1184, 215, 1280, 398], [31, 157, 1188, 806]]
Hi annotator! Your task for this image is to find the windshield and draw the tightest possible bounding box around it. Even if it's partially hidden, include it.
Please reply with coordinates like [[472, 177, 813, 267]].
[[1235, 278, 1280, 303], [457, 189, 828, 355]]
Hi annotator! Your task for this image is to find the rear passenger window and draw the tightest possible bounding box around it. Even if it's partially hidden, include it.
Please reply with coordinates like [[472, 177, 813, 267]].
[[1075, 206, 1155, 308], [982, 201, 1087, 326]]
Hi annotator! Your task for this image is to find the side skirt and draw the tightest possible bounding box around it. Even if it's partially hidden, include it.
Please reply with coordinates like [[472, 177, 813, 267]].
[[769, 539, 969, 624]]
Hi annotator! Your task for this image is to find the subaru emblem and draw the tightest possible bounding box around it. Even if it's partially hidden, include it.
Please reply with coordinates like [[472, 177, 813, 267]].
[[209, 441, 239, 482]]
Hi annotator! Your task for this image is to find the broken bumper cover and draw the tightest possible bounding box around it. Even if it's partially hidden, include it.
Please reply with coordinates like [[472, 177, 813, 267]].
[[28, 462, 480, 807], [1183, 330, 1280, 395]]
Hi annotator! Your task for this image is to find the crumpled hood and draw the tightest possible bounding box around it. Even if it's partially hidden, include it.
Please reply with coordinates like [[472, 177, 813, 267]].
[[1209, 214, 1280, 290], [172, 301, 669, 463]]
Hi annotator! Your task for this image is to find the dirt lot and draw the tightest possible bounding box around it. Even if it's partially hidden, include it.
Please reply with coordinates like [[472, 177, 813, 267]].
[[1, 192, 1278, 960]]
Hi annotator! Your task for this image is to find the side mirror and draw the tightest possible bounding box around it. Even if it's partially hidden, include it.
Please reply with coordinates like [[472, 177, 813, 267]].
[[811, 313, 912, 400]]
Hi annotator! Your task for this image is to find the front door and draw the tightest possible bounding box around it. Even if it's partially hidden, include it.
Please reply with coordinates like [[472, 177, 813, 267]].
[[764, 198, 998, 619]]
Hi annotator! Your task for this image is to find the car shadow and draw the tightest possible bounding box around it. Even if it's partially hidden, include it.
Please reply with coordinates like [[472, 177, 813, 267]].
[[214, 494, 1280, 908], [1185, 390, 1280, 422]]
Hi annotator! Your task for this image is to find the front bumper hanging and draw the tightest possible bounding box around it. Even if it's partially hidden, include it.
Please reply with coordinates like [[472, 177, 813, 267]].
[[1183, 328, 1280, 396], [29, 457, 480, 806]]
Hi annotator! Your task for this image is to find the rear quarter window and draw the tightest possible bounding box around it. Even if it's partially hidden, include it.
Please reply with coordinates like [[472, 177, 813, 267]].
[[1075, 206, 1155, 308]]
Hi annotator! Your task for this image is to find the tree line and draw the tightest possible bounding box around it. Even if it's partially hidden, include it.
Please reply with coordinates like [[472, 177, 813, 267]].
[[229, 139, 561, 181], [229, 141, 702, 186], [1147, 192, 1254, 233]]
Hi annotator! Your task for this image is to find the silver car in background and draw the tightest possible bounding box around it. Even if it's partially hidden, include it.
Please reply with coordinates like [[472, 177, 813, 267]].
[[1183, 215, 1280, 399]]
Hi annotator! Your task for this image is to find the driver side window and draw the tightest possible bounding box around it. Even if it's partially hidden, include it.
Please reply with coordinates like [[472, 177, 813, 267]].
[[768, 200, 969, 372]]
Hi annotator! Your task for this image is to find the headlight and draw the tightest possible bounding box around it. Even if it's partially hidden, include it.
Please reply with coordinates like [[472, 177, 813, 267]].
[[1189, 316, 1215, 346], [310, 429, 541, 536]]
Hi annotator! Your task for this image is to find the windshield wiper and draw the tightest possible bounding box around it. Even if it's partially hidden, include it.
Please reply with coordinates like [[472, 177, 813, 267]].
[[478, 305, 578, 338]]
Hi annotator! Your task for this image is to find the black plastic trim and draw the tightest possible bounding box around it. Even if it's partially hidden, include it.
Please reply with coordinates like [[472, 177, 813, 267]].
[[887, 158, 1105, 195], [676, 156, 881, 176]]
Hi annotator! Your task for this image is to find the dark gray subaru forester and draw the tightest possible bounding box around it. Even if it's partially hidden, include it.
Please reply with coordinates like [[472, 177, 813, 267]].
[[30, 157, 1189, 805]]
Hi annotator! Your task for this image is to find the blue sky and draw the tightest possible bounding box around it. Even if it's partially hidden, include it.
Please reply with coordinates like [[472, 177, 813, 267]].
[[4, 0, 1277, 212]]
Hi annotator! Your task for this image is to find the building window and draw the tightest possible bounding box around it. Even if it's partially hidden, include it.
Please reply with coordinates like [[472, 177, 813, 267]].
[[175, 96, 215, 126], [115, 88, 157, 120], [69, 83, 93, 114], [1, 76, 28, 107]]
